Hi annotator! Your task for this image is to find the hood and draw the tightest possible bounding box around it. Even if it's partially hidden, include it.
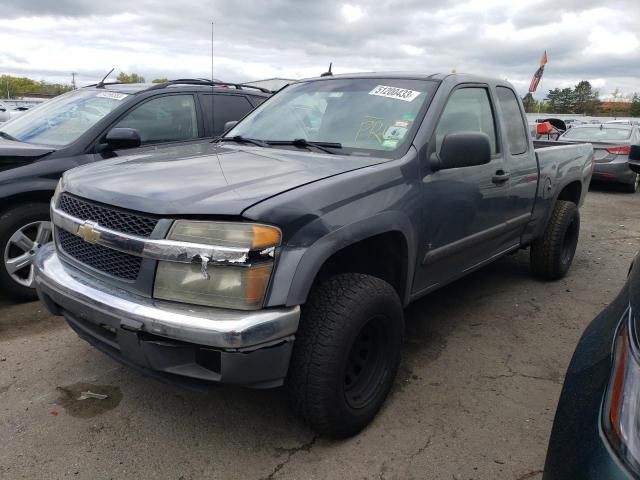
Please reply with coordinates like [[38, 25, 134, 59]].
[[0, 138, 57, 171], [63, 142, 386, 216], [0, 137, 57, 157]]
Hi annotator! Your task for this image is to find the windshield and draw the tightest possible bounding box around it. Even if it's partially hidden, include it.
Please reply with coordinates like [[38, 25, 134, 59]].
[[561, 127, 632, 142], [1, 89, 130, 146], [227, 78, 436, 157]]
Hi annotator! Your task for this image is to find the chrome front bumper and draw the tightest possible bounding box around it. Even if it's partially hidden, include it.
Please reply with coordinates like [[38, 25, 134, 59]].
[[34, 243, 300, 350]]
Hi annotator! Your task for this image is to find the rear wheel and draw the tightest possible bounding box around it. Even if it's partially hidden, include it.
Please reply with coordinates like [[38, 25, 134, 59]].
[[0, 203, 52, 301], [286, 273, 404, 438], [530, 200, 580, 280]]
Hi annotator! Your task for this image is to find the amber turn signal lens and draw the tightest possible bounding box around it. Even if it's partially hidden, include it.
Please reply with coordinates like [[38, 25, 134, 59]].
[[252, 225, 282, 249]]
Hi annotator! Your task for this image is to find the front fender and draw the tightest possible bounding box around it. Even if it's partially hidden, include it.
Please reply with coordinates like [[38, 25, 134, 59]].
[[265, 210, 417, 308]]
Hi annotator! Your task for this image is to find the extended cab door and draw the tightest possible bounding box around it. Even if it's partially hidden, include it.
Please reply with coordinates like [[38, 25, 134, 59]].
[[494, 86, 537, 225], [414, 85, 518, 293]]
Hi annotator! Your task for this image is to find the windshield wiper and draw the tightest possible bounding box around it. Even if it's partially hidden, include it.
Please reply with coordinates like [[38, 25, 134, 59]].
[[212, 135, 269, 148], [266, 138, 342, 155], [0, 131, 20, 142]]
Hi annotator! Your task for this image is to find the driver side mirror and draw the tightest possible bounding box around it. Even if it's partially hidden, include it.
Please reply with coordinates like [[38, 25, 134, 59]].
[[105, 128, 142, 150], [223, 120, 238, 133], [629, 145, 640, 174], [430, 132, 492, 172]]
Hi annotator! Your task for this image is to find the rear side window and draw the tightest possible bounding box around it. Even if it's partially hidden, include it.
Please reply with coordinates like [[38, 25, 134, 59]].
[[201, 94, 254, 136], [114, 94, 198, 145], [496, 87, 528, 155], [434, 87, 498, 155]]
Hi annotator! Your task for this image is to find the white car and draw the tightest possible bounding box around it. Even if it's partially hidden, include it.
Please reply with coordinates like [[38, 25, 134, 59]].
[[0, 101, 11, 122], [0, 102, 30, 123]]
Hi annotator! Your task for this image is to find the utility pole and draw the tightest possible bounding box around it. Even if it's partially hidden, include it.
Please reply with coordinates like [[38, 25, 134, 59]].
[[71, 72, 77, 89]]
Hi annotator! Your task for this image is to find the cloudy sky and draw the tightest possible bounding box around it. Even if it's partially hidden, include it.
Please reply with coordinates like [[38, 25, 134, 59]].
[[1, 0, 639, 98]]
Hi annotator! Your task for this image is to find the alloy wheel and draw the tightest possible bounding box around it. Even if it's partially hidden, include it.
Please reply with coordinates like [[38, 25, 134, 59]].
[[3, 221, 52, 287]]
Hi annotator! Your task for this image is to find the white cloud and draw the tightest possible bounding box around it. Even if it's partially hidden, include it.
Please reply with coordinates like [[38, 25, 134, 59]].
[[402, 45, 425, 56], [586, 28, 639, 56], [341, 4, 365, 23]]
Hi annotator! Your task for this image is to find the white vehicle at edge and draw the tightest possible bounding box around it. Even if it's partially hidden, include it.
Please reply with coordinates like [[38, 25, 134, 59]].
[[0, 101, 11, 123]]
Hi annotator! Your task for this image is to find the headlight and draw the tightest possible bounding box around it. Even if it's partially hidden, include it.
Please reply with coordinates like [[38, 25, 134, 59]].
[[153, 221, 281, 310], [603, 308, 640, 472]]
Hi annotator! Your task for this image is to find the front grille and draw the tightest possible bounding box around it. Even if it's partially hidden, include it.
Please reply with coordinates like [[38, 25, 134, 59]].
[[58, 193, 158, 237], [57, 229, 142, 281]]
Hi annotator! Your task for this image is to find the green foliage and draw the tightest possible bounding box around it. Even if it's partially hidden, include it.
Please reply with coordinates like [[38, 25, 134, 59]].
[[152, 78, 169, 84], [522, 93, 537, 113], [0, 75, 73, 98], [116, 72, 145, 84], [630, 93, 640, 118], [573, 81, 600, 115], [543, 81, 601, 115]]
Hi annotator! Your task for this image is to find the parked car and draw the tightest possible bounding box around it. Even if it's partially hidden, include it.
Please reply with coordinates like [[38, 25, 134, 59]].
[[606, 119, 635, 126], [543, 251, 640, 479], [544, 153, 640, 479], [34, 72, 594, 437], [0, 79, 270, 300], [559, 123, 640, 192], [0, 101, 12, 123]]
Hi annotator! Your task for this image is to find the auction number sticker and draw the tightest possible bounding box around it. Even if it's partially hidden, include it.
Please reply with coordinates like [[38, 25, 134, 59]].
[[96, 92, 129, 101], [369, 85, 421, 102]]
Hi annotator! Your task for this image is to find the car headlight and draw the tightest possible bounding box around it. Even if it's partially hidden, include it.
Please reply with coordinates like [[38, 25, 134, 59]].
[[153, 221, 281, 310], [603, 307, 640, 472]]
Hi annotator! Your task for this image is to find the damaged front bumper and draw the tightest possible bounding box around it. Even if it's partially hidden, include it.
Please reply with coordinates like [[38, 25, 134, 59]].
[[34, 243, 300, 389]]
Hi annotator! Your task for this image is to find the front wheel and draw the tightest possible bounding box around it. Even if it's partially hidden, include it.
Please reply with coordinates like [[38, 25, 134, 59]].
[[286, 273, 404, 438], [530, 200, 580, 280], [0, 203, 52, 301]]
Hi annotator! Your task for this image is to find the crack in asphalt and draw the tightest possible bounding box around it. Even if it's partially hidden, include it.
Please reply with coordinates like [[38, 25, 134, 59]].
[[260, 435, 319, 480], [408, 433, 434, 462], [514, 469, 543, 480]]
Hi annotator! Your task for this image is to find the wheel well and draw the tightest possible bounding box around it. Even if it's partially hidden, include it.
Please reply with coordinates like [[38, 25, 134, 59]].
[[0, 191, 53, 216], [311, 232, 408, 302], [557, 181, 582, 205]]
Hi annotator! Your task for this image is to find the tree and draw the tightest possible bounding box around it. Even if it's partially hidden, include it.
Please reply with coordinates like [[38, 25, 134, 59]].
[[0, 75, 73, 98], [545, 88, 562, 113], [522, 93, 538, 113], [573, 81, 600, 115], [630, 93, 640, 118], [152, 78, 169, 83], [116, 72, 145, 83]]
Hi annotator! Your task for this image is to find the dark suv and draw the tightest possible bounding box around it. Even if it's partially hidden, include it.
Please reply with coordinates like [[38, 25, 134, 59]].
[[0, 79, 270, 300]]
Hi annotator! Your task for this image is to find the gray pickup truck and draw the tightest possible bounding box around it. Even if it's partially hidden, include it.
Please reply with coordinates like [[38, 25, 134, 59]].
[[34, 73, 594, 437]]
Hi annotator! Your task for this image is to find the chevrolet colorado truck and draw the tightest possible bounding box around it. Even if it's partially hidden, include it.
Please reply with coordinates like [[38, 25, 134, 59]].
[[34, 73, 594, 437]]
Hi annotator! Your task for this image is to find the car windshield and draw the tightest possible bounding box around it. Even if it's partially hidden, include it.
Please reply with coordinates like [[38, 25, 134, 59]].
[[227, 78, 436, 157], [1, 89, 131, 146], [561, 127, 632, 142]]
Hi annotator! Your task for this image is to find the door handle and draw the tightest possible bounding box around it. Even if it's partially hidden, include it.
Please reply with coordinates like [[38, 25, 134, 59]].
[[492, 171, 510, 184]]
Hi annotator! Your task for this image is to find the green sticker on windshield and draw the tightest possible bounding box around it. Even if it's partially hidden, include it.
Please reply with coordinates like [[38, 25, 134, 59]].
[[382, 139, 400, 150], [401, 114, 416, 122]]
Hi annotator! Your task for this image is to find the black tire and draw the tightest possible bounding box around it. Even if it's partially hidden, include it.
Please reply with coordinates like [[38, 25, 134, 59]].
[[0, 203, 51, 302], [623, 173, 639, 193], [530, 200, 580, 280], [286, 273, 404, 438]]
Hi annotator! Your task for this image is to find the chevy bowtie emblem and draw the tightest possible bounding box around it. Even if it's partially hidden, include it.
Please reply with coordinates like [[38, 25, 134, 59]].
[[77, 221, 101, 244]]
